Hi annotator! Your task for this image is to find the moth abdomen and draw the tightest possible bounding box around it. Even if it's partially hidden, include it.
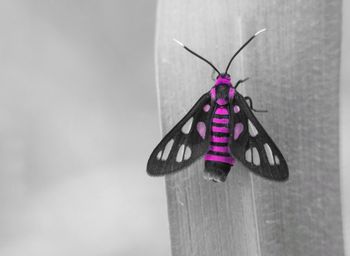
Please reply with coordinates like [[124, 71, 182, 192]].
[[204, 103, 235, 182]]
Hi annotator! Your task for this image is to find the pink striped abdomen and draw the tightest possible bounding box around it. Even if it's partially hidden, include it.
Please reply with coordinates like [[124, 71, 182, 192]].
[[204, 105, 235, 166]]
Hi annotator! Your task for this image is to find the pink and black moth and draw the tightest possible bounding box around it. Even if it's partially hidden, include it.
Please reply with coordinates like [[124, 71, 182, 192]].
[[147, 29, 288, 183]]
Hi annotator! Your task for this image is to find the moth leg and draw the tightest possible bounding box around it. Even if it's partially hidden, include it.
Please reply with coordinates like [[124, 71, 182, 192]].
[[244, 96, 268, 113], [234, 77, 250, 89]]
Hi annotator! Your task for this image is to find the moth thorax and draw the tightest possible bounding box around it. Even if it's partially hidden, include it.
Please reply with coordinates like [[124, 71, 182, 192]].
[[216, 98, 228, 106], [214, 85, 230, 105]]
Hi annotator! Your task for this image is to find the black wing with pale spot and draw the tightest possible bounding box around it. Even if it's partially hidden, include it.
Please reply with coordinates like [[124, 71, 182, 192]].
[[147, 93, 214, 176], [229, 92, 289, 181]]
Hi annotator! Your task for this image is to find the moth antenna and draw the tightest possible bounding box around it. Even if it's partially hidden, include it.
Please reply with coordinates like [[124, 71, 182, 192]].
[[224, 28, 266, 75], [173, 38, 220, 75], [173, 38, 184, 47], [255, 28, 266, 36]]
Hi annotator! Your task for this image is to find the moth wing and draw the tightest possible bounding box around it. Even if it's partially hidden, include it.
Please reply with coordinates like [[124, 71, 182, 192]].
[[229, 92, 289, 181], [147, 93, 213, 176]]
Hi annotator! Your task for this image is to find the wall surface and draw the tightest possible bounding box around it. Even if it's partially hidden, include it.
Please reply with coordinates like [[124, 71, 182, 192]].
[[156, 0, 344, 256]]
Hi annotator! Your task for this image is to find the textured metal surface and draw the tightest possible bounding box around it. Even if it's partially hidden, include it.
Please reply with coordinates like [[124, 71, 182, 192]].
[[155, 0, 343, 255]]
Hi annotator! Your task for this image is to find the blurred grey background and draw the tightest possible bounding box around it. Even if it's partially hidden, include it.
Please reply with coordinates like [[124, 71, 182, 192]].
[[0, 1, 170, 256], [0, 1, 349, 256]]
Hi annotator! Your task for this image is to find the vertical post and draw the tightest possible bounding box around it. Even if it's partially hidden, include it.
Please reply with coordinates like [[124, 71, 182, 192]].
[[155, 1, 344, 255]]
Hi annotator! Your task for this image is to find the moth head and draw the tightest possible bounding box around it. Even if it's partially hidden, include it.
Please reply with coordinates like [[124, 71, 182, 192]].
[[215, 74, 232, 86]]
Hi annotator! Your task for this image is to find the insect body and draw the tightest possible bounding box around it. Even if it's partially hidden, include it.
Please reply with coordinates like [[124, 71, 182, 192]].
[[147, 29, 288, 182], [204, 78, 236, 182]]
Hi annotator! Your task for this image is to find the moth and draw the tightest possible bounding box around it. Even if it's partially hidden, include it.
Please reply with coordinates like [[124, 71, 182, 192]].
[[147, 29, 288, 183]]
